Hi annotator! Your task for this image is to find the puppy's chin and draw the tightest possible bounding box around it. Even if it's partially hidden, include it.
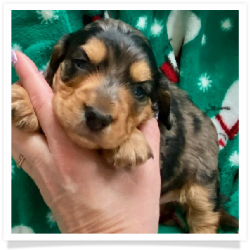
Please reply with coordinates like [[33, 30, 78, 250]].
[[66, 128, 130, 149], [67, 131, 100, 149]]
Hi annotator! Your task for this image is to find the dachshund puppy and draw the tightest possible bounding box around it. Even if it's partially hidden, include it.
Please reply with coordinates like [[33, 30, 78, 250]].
[[12, 18, 236, 233]]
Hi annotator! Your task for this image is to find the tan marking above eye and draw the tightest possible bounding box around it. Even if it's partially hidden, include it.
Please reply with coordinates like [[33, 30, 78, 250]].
[[130, 60, 152, 83], [81, 38, 107, 64]]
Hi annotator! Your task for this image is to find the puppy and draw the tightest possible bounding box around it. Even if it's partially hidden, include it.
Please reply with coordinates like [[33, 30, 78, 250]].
[[12, 18, 238, 233]]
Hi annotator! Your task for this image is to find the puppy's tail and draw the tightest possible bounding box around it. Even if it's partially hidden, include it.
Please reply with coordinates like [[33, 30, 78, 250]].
[[217, 191, 239, 230], [219, 209, 239, 229]]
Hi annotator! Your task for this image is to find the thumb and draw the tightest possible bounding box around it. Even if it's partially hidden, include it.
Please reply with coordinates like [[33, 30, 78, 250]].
[[12, 50, 55, 135], [139, 118, 160, 160]]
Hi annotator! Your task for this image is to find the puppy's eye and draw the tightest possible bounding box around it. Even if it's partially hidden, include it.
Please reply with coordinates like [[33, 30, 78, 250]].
[[74, 59, 87, 69], [134, 86, 147, 100]]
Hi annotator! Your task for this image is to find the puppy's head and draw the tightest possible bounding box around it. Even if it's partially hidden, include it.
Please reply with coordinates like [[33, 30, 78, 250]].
[[46, 19, 169, 149]]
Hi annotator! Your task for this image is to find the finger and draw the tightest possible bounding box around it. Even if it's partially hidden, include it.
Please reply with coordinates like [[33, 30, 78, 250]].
[[139, 118, 160, 160], [13, 50, 55, 135], [12, 125, 51, 179], [11, 147, 33, 175], [134, 119, 161, 198], [12, 130, 58, 208]]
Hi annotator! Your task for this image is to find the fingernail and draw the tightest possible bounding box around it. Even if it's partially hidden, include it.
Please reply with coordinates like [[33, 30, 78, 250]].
[[11, 49, 17, 67]]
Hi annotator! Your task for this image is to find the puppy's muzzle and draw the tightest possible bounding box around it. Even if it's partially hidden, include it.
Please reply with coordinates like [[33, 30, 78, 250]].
[[85, 105, 112, 132]]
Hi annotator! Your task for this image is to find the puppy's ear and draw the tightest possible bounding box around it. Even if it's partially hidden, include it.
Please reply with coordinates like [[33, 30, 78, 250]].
[[157, 73, 171, 130], [45, 35, 70, 86]]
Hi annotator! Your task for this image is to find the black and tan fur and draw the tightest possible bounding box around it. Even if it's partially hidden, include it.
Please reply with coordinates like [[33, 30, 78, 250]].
[[11, 18, 238, 233]]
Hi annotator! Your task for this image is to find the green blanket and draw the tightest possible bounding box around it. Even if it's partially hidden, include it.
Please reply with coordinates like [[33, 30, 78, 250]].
[[11, 10, 239, 234]]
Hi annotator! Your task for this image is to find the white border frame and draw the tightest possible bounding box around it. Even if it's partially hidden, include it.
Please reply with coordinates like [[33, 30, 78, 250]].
[[3, 2, 247, 241]]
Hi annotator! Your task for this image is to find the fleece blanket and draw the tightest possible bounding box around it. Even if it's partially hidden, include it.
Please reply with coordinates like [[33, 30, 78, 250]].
[[11, 10, 239, 234]]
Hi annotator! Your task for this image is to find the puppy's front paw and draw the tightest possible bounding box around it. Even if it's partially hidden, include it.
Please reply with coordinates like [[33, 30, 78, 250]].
[[103, 129, 153, 169], [12, 84, 40, 132]]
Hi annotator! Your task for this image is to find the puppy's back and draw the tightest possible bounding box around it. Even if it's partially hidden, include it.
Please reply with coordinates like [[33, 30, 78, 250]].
[[160, 80, 219, 194]]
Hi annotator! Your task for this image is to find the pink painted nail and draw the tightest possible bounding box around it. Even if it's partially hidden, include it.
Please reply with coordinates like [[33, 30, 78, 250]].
[[11, 49, 17, 67]]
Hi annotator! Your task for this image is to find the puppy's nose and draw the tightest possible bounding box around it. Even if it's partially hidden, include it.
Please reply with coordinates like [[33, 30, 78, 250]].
[[85, 105, 112, 131]]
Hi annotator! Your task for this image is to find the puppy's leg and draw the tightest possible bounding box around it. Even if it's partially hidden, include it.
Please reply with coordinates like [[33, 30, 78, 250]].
[[184, 183, 220, 234], [12, 84, 40, 132], [102, 128, 153, 169]]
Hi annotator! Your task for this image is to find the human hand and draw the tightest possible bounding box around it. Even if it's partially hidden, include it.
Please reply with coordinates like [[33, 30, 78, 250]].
[[11, 50, 161, 233]]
